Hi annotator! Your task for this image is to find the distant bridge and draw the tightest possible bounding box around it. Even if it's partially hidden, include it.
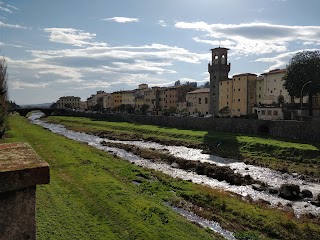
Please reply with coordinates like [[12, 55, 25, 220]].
[[11, 108, 65, 117]]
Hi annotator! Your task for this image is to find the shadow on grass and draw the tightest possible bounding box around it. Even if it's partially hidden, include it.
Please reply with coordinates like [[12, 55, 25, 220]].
[[203, 130, 242, 160]]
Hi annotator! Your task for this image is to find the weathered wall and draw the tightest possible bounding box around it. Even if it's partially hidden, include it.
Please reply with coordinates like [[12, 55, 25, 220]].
[[0, 187, 36, 240], [0, 143, 50, 240], [61, 111, 320, 142]]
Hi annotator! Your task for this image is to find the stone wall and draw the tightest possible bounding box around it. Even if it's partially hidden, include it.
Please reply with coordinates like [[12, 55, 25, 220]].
[[62, 111, 320, 142], [0, 143, 50, 240]]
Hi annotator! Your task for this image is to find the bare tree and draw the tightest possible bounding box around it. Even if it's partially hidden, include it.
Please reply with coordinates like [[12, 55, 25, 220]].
[[0, 57, 8, 137]]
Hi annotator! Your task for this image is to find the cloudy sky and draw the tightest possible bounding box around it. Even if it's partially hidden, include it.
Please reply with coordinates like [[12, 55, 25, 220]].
[[1, 0, 320, 104]]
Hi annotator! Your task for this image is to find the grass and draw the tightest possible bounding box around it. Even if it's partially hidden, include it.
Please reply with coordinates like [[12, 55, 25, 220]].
[[3, 114, 320, 239], [46, 116, 320, 178]]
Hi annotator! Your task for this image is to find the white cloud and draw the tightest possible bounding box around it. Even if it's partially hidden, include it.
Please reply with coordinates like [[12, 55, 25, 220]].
[[175, 21, 320, 55], [0, 2, 19, 13], [11, 80, 51, 89], [0, 6, 12, 13], [0, 21, 27, 29], [0, 41, 23, 48], [158, 20, 167, 27], [102, 17, 139, 23], [44, 28, 107, 47], [255, 48, 320, 71]]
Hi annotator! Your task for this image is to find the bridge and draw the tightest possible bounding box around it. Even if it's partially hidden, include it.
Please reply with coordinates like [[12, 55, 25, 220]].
[[11, 108, 64, 117]]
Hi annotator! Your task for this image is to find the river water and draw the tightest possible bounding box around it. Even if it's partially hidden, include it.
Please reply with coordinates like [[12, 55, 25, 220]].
[[29, 113, 320, 233]]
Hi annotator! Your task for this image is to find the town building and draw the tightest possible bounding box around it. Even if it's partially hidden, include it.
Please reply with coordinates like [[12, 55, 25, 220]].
[[112, 91, 123, 110], [144, 86, 160, 113], [158, 84, 197, 111], [231, 73, 257, 117], [87, 91, 108, 110], [56, 96, 81, 109], [186, 88, 210, 115], [102, 93, 113, 110]]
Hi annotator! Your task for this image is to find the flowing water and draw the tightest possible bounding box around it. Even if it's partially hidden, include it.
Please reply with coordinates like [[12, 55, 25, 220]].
[[29, 113, 320, 236]]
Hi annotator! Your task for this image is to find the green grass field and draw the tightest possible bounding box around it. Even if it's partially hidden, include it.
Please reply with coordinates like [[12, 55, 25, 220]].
[[46, 116, 320, 178], [3, 115, 320, 239]]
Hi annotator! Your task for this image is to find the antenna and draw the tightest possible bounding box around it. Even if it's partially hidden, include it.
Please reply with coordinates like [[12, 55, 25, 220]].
[[219, 40, 221, 48]]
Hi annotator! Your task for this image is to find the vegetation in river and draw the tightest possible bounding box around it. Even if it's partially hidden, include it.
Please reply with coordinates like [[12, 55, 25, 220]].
[[45, 116, 320, 178]]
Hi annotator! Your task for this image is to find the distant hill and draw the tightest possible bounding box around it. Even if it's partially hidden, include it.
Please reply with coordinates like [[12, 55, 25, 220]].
[[20, 103, 54, 108]]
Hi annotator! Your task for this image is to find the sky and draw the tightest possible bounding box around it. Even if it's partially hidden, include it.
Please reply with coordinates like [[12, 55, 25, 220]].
[[1, 0, 320, 105]]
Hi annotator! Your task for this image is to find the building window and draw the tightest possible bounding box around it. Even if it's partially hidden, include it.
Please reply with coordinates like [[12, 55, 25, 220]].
[[220, 82, 222, 85], [238, 88, 240, 91], [227, 82, 229, 85], [227, 95, 229, 99], [205, 98, 208, 104], [274, 110, 278, 115], [238, 99, 240, 102], [258, 94, 261, 98], [238, 78, 240, 80], [261, 110, 266, 115], [198, 98, 201, 104], [267, 110, 272, 115], [259, 87, 261, 90]]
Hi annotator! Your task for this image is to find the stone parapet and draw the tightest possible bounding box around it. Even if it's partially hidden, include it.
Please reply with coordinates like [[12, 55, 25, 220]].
[[0, 142, 50, 240]]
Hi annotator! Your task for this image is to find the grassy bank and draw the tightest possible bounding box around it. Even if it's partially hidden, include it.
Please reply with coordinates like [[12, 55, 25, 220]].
[[3, 114, 320, 239], [46, 116, 320, 178]]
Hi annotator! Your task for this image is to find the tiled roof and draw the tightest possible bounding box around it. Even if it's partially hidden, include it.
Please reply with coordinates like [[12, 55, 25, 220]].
[[187, 88, 210, 94]]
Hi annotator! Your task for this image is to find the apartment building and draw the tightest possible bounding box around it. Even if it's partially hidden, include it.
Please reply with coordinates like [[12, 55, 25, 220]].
[[112, 91, 123, 109], [186, 88, 210, 115], [87, 91, 108, 109], [144, 86, 160, 112], [159, 84, 197, 111], [102, 93, 113, 110], [56, 96, 81, 109], [219, 73, 257, 117], [122, 90, 136, 107]]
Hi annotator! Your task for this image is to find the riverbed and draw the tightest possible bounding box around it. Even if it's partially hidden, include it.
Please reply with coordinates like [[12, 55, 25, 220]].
[[29, 113, 320, 218]]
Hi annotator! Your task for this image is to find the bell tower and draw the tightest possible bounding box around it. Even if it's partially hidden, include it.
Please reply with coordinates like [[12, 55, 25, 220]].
[[208, 47, 230, 116]]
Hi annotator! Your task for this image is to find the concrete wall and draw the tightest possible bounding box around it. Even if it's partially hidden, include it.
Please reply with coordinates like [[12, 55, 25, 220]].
[[62, 111, 320, 142]]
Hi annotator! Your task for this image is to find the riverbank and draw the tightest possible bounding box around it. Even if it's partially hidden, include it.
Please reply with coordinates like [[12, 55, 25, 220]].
[[45, 116, 320, 180], [3, 114, 320, 239]]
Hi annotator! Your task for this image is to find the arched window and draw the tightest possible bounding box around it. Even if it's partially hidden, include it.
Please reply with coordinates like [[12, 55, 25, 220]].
[[221, 54, 226, 64]]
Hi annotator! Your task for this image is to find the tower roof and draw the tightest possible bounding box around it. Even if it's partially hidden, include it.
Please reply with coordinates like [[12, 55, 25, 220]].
[[210, 47, 229, 51]]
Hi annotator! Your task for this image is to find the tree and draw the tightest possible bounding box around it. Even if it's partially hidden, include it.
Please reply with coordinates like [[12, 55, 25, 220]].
[[204, 81, 210, 88], [174, 80, 181, 86], [283, 50, 320, 116], [0, 57, 8, 138], [219, 106, 231, 117]]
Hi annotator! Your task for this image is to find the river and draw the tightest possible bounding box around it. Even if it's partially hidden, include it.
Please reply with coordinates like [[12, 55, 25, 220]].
[[29, 113, 320, 237]]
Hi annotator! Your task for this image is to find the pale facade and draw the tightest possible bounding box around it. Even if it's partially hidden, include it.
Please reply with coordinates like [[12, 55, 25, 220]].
[[262, 69, 290, 104], [144, 87, 159, 112], [219, 79, 232, 113], [102, 93, 113, 110], [56, 96, 81, 109], [122, 91, 136, 107], [186, 88, 210, 115], [87, 91, 108, 109], [256, 75, 264, 105], [230, 73, 257, 117]]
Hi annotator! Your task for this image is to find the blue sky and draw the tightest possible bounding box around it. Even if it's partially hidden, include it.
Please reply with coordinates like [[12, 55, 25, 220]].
[[1, 0, 320, 104]]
